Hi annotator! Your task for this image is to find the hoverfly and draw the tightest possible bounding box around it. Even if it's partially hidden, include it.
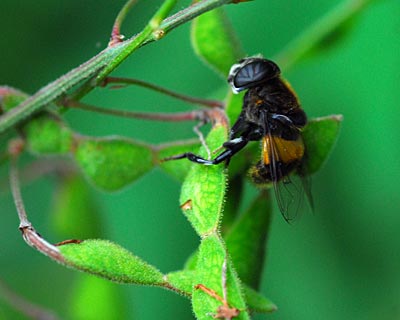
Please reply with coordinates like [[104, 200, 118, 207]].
[[166, 57, 312, 221]]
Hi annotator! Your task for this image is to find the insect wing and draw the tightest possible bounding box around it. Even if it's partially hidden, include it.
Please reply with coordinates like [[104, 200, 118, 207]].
[[266, 135, 311, 221]]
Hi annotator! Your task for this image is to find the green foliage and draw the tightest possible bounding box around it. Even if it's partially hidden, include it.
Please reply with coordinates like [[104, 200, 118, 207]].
[[225, 192, 272, 289], [242, 286, 277, 313], [179, 124, 228, 236], [0, 1, 349, 319], [225, 90, 245, 129], [165, 270, 196, 295], [74, 137, 153, 191], [157, 140, 201, 181], [23, 113, 73, 155], [59, 239, 165, 285], [0, 86, 28, 113], [302, 115, 343, 175], [191, 7, 245, 77], [193, 235, 249, 319]]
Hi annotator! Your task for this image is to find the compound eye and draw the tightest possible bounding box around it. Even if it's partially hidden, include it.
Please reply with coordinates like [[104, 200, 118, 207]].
[[228, 58, 280, 93]]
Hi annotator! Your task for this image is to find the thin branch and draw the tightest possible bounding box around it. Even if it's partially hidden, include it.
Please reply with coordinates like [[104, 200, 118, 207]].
[[0, 279, 59, 320], [193, 119, 211, 159], [103, 77, 224, 108], [0, 0, 234, 135], [65, 100, 208, 122], [95, 0, 179, 82], [0, 159, 75, 194], [8, 141, 29, 228], [109, 0, 140, 46], [8, 141, 65, 263]]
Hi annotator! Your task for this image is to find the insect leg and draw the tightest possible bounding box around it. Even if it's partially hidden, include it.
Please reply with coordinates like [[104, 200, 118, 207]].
[[162, 136, 250, 165]]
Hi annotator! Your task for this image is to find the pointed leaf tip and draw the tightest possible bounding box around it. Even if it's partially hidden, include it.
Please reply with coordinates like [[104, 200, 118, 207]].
[[59, 239, 165, 285]]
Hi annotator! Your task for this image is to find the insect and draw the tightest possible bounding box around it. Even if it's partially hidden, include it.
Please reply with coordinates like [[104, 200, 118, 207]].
[[166, 57, 311, 221]]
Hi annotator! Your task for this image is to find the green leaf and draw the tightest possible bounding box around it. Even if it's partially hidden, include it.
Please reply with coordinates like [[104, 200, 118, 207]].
[[193, 234, 249, 319], [51, 174, 102, 239], [184, 249, 199, 271], [225, 192, 272, 289], [225, 90, 245, 128], [243, 286, 277, 313], [0, 86, 29, 113], [59, 239, 165, 285], [302, 115, 343, 175], [74, 137, 154, 191], [69, 275, 127, 320], [165, 270, 196, 296], [165, 269, 277, 314], [23, 113, 74, 155], [179, 124, 228, 236], [157, 140, 201, 181], [191, 7, 244, 77]]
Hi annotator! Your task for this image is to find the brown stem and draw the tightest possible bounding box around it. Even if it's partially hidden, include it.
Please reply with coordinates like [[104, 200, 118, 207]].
[[103, 77, 224, 108], [8, 146, 65, 263], [65, 100, 210, 122]]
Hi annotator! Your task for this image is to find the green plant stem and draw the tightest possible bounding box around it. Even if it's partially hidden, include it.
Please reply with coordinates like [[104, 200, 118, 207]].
[[275, 0, 374, 71], [104, 77, 223, 108], [0, 0, 234, 135], [96, 0, 179, 82]]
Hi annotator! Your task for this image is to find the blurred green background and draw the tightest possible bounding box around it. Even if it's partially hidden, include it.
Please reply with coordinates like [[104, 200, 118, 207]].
[[1, 0, 399, 319]]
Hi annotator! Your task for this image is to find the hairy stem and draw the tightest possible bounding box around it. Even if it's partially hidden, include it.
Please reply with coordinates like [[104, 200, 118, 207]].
[[0, 0, 234, 135]]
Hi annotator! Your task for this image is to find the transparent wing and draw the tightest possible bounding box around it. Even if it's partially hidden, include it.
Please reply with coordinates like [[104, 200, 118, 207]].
[[274, 171, 308, 222], [266, 134, 312, 222]]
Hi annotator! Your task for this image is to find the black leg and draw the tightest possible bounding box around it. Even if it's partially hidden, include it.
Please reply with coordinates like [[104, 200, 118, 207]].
[[162, 136, 250, 166]]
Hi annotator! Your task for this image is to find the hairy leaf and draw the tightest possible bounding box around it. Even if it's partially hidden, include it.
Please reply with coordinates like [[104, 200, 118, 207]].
[[179, 125, 228, 236], [59, 239, 165, 285], [157, 140, 201, 181], [165, 270, 196, 295], [243, 286, 277, 313], [74, 137, 153, 191], [193, 235, 249, 319]]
